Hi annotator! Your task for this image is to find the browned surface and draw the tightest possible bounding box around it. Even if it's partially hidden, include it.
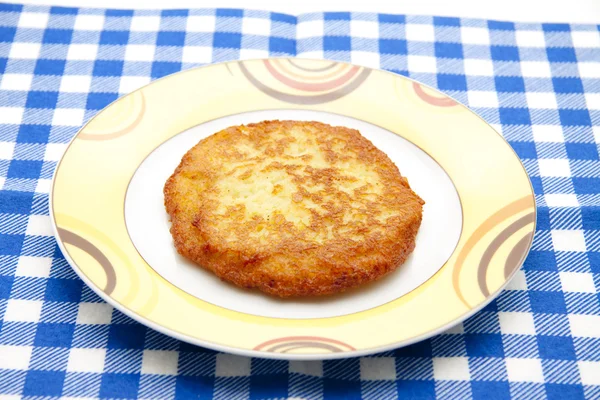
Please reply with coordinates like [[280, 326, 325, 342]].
[[164, 120, 424, 297]]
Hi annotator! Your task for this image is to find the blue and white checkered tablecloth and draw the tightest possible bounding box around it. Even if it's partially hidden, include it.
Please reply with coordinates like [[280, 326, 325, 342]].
[[0, 2, 599, 399]]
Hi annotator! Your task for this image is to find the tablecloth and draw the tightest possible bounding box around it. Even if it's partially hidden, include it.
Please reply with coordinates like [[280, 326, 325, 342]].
[[0, 2, 599, 399]]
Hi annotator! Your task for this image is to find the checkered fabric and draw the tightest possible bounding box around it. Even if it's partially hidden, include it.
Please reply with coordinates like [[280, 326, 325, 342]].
[[0, 2, 599, 399]]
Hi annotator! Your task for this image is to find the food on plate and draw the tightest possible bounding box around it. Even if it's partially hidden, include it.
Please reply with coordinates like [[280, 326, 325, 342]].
[[164, 120, 424, 297]]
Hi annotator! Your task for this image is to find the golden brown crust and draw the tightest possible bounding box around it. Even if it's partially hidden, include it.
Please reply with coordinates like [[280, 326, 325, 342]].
[[164, 120, 424, 297]]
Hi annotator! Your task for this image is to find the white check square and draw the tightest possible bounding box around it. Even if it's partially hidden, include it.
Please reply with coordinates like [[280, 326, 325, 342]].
[[182, 46, 212, 64], [130, 16, 161, 32], [67, 348, 106, 372], [360, 357, 396, 380], [60, 75, 92, 93], [0, 141, 15, 159], [242, 17, 271, 36], [44, 143, 68, 161], [405, 24, 435, 42], [52, 108, 85, 127], [186, 16, 216, 32], [67, 44, 98, 61], [569, 314, 600, 338], [16, 256, 52, 278], [77, 302, 113, 325], [521, 61, 552, 78], [142, 350, 179, 375], [9, 43, 41, 59], [215, 354, 251, 377], [559, 272, 596, 293], [351, 51, 380, 69], [350, 20, 379, 39], [505, 270, 528, 290], [74, 14, 104, 31], [515, 31, 546, 47], [498, 312, 536, 335], [289, 360, 323, 377], [461, 27, 490, 45], [119, 76, 151, 94], [578, 361, 600, 385], [19, 12, 49, 29], [538, 159, 571, 177], [464, 59, 494, 76], [571, 31, 600, 48], [532, 125, 564, 142], [0, 107, 24, 125], [125, 45, 156, 62], [586, 93, 600, 110], [4, 299, 43, 322], [527, 92, 557, 109], [545, 194, 578, 207], [579, 62, 600, 78], [407, 55, 437, 73], [297, 20, 324, 39], [551, 230, 587, 252], [0, 345, 32, 370], [239, 48, 269, 60], [26, 215, 53, 236], [433, 357, 470, 381], [36, 179, 52, 194], [0, 74, 33, 91], [468, 91, 498, 108], [505, 358, 544, 382]]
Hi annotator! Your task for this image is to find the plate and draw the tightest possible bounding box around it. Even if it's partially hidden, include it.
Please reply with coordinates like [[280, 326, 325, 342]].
[[51, 58, 535, 359]]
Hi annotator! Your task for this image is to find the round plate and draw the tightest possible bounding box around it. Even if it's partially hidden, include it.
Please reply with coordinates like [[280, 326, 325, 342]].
[[51, 58, 535, 360]]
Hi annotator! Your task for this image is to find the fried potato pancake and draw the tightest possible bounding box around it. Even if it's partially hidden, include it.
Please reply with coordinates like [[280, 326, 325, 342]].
[[164, 120, 424, 297]]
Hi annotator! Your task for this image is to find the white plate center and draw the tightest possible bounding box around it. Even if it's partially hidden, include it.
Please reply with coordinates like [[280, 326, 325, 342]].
[[125, 110, 462, 319]]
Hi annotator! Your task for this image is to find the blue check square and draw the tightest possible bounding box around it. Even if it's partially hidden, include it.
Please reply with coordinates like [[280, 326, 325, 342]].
[[93, 60, 124, 76], [379, 39, 407, 55], [157, 31, 186, 46], [100, 373, 140, 398], [495, 76, 525, 92], [42, 29, 73, 44], [86, 92, 119, 110], [151, 61, 181, 78], [213, 32, 241, 48], [23, 371, 65, 397], [26, 91, 59, 109], [559, 109, 591, 126], [523, 251, 557, 271], [553, 77, 584, 94], [491, 45, 520, 61], [324, 36, 351, 51], [100, 30, 129, 45], [324, 378, 361, 399], [538, 336, 577, 360], [472, 382, 511, 400], [34, 59, 66, 75], [7, 160, 42, 179], [435, 42, 463, 59], [465, 334, 505, 357], [566, 143, 598, 160], [107, 324, 147, 349], [45, 278, 83, 302], [500, 108, 531, 125], [397, 381, 436, 399], [547, 47, 577, 62], [175, 376, 214, 399], [530, 291, 567, 314], [34, 323, 75, 347]]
